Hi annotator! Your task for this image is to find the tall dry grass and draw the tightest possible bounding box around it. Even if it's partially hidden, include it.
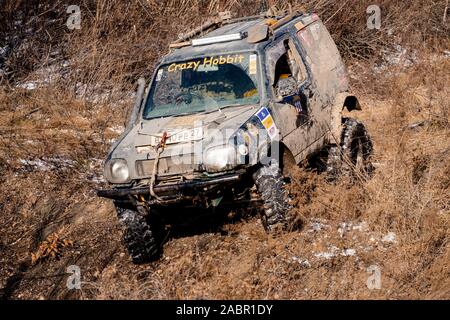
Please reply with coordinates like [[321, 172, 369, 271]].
[[0, 0, 448, 300], [91, 56, 449, 300], [1, 1, 449, 96]]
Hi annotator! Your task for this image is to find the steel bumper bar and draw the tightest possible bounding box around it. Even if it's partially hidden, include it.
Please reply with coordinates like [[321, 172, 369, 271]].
[[97, 173, 242, 200]]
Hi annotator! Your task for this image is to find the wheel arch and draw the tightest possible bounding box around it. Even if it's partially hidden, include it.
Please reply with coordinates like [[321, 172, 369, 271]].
[[330, 92, 362, 145]]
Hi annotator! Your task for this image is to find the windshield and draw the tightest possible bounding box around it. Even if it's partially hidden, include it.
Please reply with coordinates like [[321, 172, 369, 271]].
[[143, 53, 259, 119]]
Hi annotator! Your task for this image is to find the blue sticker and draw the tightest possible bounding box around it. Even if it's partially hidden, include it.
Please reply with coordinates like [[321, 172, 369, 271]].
[[256, 107, 270, 121]]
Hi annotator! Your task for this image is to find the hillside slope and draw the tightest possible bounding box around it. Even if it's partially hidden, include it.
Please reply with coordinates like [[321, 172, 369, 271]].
[[0, 0, 449, 299]]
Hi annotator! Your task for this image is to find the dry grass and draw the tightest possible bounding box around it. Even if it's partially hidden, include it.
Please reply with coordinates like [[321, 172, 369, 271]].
[[0, 0, 449, 300], [91, 57, 449, 300]]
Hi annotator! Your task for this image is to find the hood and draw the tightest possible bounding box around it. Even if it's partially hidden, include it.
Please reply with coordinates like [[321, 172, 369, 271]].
[[108, 104, 258, 180]]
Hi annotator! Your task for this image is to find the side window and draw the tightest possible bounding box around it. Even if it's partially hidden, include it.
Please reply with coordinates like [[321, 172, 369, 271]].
[[286, 39, 308, 84], [268, 38, 308, 98]]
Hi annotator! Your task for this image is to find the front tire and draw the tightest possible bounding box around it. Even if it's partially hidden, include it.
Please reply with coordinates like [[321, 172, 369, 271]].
[[114, 204, 163, 264], [253, 160, 291, 232]]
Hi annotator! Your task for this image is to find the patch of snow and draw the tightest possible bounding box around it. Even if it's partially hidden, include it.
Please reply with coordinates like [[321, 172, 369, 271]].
[[292, 257, 311, 268], [19, 159, 53, 171], [314, 246, 339, 260], [85, 158, 106, 184], [19, 157, 76, 172], [15, 60, 71, 90], [352, 221, 368, 232], [341, 248, 356, 257], [109, 125, 125, 135], [0, 45, 8, 56], [88, 175, 106, 184], [314, 252, 335, 260], [381, 232, 397, 244], [17, 81, 38, 90], [314, 246, 358, 260], [308, 221, 330, 233], [374, 44, 417, 74], [337, 221, 368, 237], [338, 222, 352, 237], [16, 80, 39, 90]]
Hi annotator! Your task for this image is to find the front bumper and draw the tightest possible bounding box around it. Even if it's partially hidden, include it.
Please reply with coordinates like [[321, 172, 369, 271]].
[[97, 172, 243, 200]]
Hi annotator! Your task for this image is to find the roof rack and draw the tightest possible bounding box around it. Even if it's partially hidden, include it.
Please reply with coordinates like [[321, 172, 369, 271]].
[[169, 11, 263, 49], [168, 7, 304, 50]]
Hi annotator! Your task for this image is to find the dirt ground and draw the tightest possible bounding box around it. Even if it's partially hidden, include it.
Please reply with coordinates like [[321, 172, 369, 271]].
[[0, 0, 449, 300]]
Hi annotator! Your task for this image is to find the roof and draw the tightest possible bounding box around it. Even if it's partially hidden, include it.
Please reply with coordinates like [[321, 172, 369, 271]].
[[160, 12, 312, 64], [161, 18, 269, 64]]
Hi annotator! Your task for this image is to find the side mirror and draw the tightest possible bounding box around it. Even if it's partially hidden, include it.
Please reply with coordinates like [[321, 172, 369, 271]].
[[275, 76, 297, 98]]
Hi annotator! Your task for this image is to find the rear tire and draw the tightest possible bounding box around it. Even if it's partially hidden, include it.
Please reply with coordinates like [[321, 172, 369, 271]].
[[327, 117, 373, 180], [253, 160, 291, 232], [114, 203, 163, 264]]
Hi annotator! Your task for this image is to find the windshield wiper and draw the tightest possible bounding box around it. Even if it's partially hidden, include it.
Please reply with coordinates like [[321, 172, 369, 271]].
[[143, 109, 206, 120], [170, 110, 206, 118]]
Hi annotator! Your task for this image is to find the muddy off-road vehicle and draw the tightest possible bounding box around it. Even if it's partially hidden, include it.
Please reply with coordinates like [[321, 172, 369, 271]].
[[97, 11, 373, 263]]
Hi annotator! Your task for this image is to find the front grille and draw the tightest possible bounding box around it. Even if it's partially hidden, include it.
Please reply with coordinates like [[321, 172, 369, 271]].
[[135, 155, 200, 177]]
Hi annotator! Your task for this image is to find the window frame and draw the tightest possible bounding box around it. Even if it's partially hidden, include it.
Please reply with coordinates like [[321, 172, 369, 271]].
[[141, 51, 262, 120], [265, 35, 310, 98]]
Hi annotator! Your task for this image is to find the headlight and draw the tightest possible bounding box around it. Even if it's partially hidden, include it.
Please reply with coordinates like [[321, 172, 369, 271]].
[[203, 145, 239, 172], [105, 159, 130, 184]]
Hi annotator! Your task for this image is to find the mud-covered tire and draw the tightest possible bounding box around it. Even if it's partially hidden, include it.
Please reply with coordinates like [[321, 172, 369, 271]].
[[253, 160, 291, 232], [327, 117, 373, 180], [114, 204, 163, 264]]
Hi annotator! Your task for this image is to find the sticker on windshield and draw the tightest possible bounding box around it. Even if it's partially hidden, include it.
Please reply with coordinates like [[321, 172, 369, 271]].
[[167, 54, 245, 72], [256, 107, 278, 140], [156, 69, 163, 81], [249, 54, 257, 75]]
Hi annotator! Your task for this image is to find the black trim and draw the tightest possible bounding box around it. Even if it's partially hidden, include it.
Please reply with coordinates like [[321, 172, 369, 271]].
[[97, 173, 242, 199]]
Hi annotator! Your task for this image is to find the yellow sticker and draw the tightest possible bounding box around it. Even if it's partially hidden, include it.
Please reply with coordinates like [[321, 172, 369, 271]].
[[295, 21, 305, 31], [249, 54, 257, 75], [243, 88, 257, 98], [167, 54, 245, 72], [261, 114, 274, 129]]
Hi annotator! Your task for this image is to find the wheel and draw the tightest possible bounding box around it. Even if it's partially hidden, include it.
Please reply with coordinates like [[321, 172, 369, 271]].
[[114, 203, 163, 264], [253, 159, 291, 232], [326, 117, 373, 180]]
